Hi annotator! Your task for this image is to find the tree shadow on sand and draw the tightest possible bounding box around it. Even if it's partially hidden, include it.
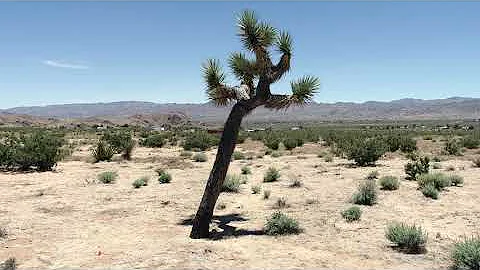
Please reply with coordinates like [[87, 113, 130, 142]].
[[178, 213, 264, 240]]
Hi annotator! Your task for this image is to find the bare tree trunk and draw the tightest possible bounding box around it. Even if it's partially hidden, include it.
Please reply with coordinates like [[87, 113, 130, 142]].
[[190, 102, 251, 239]]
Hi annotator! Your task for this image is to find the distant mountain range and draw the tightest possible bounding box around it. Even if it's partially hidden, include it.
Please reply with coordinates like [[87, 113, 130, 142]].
[[1, 97, 479, 126]]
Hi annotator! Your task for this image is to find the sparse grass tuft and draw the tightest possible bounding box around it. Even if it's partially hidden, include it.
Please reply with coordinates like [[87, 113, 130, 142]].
[[264, 212, 301, 236], [289, 178, 302, 188], [379, 176, 400, 190], [263, 190, 271, 200], [0, 227, 7, 239], [447, 174, 464, 186], [179, 151, 193, 158], [452, 236, 480, 270], [386, 222, 427, 254], [132, 176, 149, 188], [221, 174, 245, 193], [232, 151, 246, 160], [366, 170, 379, 180], [264, 167, 281, 182], [422, 183, 439, 199], [241, 165, 252, 175], [97, 171, 118, 184], [251, 185, 261, 194], [273, 197, 289, 209], [192, 152, 208, 162], [352, 180, 377, 206], [342, 206, 362, 222], [417, 173, 451, 191]]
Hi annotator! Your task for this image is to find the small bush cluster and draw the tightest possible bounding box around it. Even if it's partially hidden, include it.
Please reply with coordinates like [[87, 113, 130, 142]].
[[264, 212, 301, 235], [385, 222, 427, 254], [179, 150, 193, 158], [452, 237, 480, 270], [342, 206, 362, 222], [92, 140, 115, 162], [97, 171, 118, 184], [405, 156, 430, 180], [157, 170, 172, 184], [352, 180, 377, 206], [183, 131, 219, 151], [222, 174, 245, 193], [379, 176, 400, 190], [462, 136, 480, 149], [232, 151, 245, 160], [132, 176, 149, 188], [139, 134, 166, 148], [101, 130, 135, 160], [445, 138, 462, 156], [241, 165, 252, 175], [264, 167, 281, 182]]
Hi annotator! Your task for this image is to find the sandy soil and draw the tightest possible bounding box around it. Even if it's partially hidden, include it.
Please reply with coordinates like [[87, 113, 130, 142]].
[[1, 140, 479, 269]]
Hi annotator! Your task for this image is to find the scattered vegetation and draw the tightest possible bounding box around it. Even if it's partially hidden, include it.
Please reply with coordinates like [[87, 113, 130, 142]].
[[352, 180, 377, 206], [445, 138, 462, 156], [405, 156, 430, 180], [417, 173, 451, 191], [232, 151, 246, 160], [222, 174, 245, 192], [97, 171, 118, 184], [421, 184, 439, 199], [192, 152, 208, 162], [264, 167, 281, 182], [342, 206, 362, 222], [139, 134, 166, 148], [183, 131, 219, 151], [132, 176, 149, 188], [264, 212, 301, 236], [379, 176, 400, 190], [179, 150, 193, 158], [385, 222, 427, 254], [448, 174, 464, 186], [452, 237, 480, 270]]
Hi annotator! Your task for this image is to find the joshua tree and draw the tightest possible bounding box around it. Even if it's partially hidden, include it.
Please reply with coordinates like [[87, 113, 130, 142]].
[[190, 10, 320, 239]]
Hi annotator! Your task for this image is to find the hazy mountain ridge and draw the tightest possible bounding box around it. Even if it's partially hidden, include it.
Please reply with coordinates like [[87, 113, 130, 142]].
[[1, 97, 479, 125]]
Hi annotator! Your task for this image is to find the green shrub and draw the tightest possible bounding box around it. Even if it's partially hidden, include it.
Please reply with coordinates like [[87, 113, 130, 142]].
[[385, 222, 427, 253], [92, 140, 115, 163], [422, 183, 439, 199], [132, 176, 149, 188], [102, 130, 135, 160], [251, 185, 261, 194], [97, 171, 118, 184], [183, 131, 219, 151], [263, 136, 280, 150], [399, 136, 417, 153], [342, 206, 362, 222], [379, 176, 400, 190], [1, 257, 16, 270], [366, 170, 379, 180], [452, 237, 480, 270], [417, 173, 450, 191], [264, 167, 281, 182], [179, 150, 193, 158], [283, 138, 298, 150], [264, 212, 301, 235], [352, 180, 377, 206], [345, 138, 387, 166], [462, 136, 480, 149], [232, 151, 245, 160], [158, 171, 172, 184], [263, 190, 271, 199], [447, 174, 464, 186], [445, 138, 462, 156], [192, 152, 208, 162], [222, 174, 245, 192], [405, 156, 430, 180], [324, 154, 333, 162], [241, 165, 252, 175], [139, 134, 166, 148]]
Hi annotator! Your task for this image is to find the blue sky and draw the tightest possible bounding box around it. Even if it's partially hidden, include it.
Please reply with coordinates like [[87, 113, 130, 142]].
[[0, 1, 479, 109]]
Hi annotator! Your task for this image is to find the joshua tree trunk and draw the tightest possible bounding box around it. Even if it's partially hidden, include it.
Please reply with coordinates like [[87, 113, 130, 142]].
[[190, 102, 252, 239]]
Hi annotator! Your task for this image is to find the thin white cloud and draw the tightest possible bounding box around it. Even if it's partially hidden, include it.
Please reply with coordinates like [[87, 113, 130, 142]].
[[43, 60, 89, 70]]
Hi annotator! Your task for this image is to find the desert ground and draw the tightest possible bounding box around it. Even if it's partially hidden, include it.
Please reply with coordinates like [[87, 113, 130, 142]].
[[1, 139, 479, 269]]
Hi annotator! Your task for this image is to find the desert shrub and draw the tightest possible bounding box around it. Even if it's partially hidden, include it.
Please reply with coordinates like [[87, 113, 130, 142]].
[[241, 165, 252, 175], [0, 227, 7, 239], [179, 150, 193, 158], [405, 156, 430, 180], [1, 257, 16, 270], [263, 136, 280, 150], [264, 167, 281, 182], [385, 222, 427, 253], [192, 152, 207, 162], [422, 183, 439, 199], [102, 130, 135, 160], [473, 157, 480, 168], [324, 154, 333, 162], [352, 180, 377, 206], [445, 138, 462, 156], [251, 185, 261, 194], [232, 151, 245, 160], [264, 212, 301, 235], [97, 171, 118, 184], [222, 174, 244, 192], [366, 170, 379, 180], [379, 176, 400, 190], [452, 237, 480, 270], [462, 136, 480, 149], [283, 138, 298, 150], [399, 136, 418, 153], [270, 151, 282, 158], [92, 140, 115, 162], [158, 171, 172, 184], [447, 174, 464, 186], [183, 131, 219, 151], [0, 131, 65, 171], [417, 173, 451, 191], [132, 176, 149, 188], [289, 179, 302, 188], [263, 190, 271, 199], [139, 134, 166, 148], [345, 138, 387, 166], [342, 206, 362, 222]]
